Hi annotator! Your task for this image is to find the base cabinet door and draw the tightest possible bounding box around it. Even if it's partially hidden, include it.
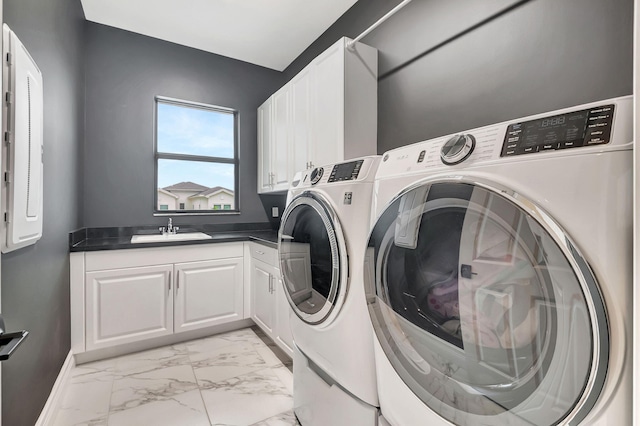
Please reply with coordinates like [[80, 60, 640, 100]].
[[251, 260, 275, 334], [86, 264, 174, 351], [174, 257, 244, 333], [274, 274, 294, 357]]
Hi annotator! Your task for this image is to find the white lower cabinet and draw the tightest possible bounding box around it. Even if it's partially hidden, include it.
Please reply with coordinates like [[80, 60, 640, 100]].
[[249, 243, 294, 358], [174, 258, 244, 333], [86, 264, 174, 351], [72, 243, 246, 356], [72, 241, 293, 361], [251, 259, 275, 334], [274, 274, 294, 354]]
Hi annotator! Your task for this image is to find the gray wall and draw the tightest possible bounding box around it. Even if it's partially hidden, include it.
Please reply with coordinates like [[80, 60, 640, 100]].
[[2, 0, 85, 424], [83, 23, 285, 228], [285, 0, 633, 153]]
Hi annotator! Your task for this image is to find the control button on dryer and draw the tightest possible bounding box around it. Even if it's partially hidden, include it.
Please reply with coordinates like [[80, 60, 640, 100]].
[[310, 167, 324, 185], [441, 134, 476, 165]]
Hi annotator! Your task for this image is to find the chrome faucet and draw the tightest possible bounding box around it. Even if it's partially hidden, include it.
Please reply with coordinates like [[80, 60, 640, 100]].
[[159, 218, 179, 235]]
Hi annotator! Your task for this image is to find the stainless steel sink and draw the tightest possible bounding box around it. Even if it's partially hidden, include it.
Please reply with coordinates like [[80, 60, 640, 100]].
[[130, 232, 212, 244]]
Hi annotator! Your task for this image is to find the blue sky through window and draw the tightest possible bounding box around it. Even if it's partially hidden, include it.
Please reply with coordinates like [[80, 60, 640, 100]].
[[157, 102, 234, 158], [156, 101, 236, 192]]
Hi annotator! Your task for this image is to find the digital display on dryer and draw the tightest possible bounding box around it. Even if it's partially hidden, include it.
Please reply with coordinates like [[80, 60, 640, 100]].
[[327, 160, 364, 183], [501, 104, 615, 156]]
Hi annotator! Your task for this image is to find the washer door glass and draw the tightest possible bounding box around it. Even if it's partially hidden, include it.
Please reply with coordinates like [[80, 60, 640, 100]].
[[365, 180, 608, 426], [279, 193, 344, 325]]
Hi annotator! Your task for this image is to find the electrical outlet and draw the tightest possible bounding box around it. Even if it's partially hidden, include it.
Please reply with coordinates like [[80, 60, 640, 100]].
[[271, 206, 279, 217]]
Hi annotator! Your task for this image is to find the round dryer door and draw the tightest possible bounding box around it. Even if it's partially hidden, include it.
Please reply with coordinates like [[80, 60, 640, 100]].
[[364, 177, 608, 426], [279, 191, 347, 325]]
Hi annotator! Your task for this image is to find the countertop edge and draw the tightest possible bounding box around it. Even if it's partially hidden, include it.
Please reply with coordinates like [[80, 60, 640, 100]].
[[70, 232, 278, 252]]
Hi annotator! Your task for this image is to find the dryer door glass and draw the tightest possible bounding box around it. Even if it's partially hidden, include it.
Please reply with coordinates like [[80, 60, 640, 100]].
[[279, 193, 345, 324], [365, 180, 608, 426]]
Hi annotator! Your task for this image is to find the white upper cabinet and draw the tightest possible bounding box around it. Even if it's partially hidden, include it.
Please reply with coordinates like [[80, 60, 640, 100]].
[[257, 98, 274, 193], [272, 86, 292, 191], [290, 67, 312, 175], [258, 37, 378, 193], [311, 40, 344, 169]]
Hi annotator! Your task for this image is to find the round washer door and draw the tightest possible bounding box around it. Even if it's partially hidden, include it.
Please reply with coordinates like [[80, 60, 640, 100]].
[[364, 178, 608, 426], [279, 191, 348, 325]]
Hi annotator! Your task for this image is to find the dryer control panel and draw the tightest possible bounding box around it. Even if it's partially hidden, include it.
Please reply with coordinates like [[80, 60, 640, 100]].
[[501, 104, 614, 157], [327, 159, 364, 183]]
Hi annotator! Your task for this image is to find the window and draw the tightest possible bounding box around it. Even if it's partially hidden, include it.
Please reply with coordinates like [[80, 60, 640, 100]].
[[155, 97, 238, 214]]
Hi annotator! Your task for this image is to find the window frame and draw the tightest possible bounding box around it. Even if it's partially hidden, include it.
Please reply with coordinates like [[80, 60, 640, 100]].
[[153, 96, 240, 216]]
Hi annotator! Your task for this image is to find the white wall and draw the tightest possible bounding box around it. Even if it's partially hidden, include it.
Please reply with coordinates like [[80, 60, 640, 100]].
[[208, 192, 234, 210], [157, 191, 177, 210]]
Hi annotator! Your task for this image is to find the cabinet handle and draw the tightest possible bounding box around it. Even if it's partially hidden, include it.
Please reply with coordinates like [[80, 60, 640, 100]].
[[269, 275, 273, 293], [168, 272, 172, 291], [177, 272, 180, 290], [256, 250, 264, 255]]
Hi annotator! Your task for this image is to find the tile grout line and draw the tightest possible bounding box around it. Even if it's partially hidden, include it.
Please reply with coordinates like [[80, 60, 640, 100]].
[[187, 343, 216, 425]]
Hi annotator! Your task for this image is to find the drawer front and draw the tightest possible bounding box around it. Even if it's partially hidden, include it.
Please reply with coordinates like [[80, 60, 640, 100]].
[[249, 243, 277, 266]]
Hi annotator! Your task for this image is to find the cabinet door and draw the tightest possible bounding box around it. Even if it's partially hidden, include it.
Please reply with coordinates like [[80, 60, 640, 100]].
[[274, 272, 294, 358], [174, 257, 244, 333], [251, 260, 275, 334], [272, 86, 291, 191], [257, 98, 273, 193], [311, 40, 345, 168], [290, 67, 312, 175], [86, 264, 173, 351]]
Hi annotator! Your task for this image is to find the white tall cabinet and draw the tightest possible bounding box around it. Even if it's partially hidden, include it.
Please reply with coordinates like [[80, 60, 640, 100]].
[[258, 37, 378, 193]]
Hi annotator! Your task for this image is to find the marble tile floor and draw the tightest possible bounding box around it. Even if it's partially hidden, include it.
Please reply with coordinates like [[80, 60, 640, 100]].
[[53, 326, 299, 426]]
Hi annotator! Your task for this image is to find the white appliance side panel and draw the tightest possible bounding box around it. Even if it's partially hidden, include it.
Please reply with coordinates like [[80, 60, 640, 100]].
[[344, 39, 378, 160], [2, 25, 43, 253]]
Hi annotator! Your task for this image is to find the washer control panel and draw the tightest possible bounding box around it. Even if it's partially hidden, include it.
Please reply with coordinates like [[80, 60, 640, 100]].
[[327, 159, 364, 183], [501, 104, 615, 156]]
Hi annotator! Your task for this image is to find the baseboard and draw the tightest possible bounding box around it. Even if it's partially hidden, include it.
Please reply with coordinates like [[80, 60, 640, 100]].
[[74, 318, 254, 365], [35, 351, 75, 426]]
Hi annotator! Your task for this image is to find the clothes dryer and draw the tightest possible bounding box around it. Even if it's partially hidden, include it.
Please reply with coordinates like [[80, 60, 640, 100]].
[[279, 156, 381, 425], [365, 97, 632, 425]]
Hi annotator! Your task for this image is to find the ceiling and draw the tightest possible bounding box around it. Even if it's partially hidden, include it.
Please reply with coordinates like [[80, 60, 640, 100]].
[[80, 0, 359, 72]]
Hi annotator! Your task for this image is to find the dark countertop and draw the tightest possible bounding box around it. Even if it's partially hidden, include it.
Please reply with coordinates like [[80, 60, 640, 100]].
[[70, 223, 278, 252]]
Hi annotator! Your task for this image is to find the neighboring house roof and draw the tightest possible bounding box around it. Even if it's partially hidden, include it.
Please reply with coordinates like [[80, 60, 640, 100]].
[[158, 188, 179, 199], [163, 181, 209, 192], [188, 186, 234, 199]]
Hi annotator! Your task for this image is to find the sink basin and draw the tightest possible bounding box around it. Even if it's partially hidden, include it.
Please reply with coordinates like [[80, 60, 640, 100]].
[[131, 232, 212, 244]]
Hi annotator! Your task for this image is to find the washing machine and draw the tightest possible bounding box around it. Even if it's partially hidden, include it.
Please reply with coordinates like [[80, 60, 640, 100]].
[[279, 156, 381, 425], [364, 96, 632, 425]]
